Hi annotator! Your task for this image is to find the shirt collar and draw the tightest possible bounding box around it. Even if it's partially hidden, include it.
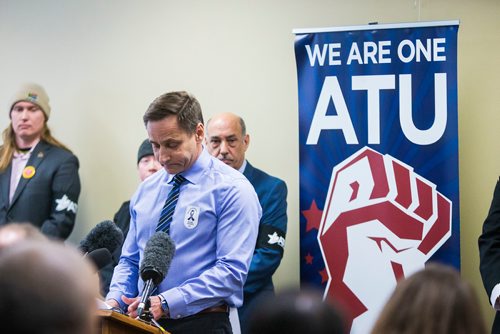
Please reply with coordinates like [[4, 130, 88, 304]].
[[13, 143, 38, 159], [238, 160, 247, 174]]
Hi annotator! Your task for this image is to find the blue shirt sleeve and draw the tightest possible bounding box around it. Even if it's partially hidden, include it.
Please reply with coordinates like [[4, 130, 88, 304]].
[[106, 193, 141, 309]]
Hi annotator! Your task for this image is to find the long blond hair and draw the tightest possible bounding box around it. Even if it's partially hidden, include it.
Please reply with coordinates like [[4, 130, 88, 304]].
[[0, 123, 71, 171]]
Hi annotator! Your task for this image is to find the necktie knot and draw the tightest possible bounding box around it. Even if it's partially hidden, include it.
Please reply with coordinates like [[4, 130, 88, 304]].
[[156, 174, 187, 234], [172, 174, 186, 187]]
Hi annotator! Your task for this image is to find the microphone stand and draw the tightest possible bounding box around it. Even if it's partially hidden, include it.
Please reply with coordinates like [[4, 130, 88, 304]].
[[138, 298, 153, 322], [137, 300, 167, 333]]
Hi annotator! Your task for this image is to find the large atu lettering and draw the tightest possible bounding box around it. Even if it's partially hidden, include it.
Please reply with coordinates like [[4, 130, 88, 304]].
[[306, 74, 447, 146]]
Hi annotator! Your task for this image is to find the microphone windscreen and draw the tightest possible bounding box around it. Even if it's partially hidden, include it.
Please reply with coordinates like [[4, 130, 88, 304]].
[[140, 232, 175, 285], [86, 248, 112, 271], [79, 220, 124, 254]]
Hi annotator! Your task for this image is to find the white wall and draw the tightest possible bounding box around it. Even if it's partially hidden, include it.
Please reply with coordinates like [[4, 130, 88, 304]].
[[1, 0, 499, 328]]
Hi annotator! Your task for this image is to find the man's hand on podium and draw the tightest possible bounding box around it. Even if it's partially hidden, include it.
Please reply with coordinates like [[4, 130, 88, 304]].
[[106, 295, 165, 320], [149, 295, 165, 320], [105, 299, 120, 309], [120, 295, 140, 318]]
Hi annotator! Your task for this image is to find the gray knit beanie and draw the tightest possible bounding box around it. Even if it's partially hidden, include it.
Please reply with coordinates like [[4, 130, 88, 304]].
[[10, 83, 51, 119]]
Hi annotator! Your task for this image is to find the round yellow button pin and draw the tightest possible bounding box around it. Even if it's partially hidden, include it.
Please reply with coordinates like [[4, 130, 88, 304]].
[[22, 166, 36, 179]]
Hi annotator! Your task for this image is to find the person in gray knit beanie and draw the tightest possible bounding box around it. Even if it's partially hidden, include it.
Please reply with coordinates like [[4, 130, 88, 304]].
[[0, 82, 81, 240], [9, 83, 51, 120]]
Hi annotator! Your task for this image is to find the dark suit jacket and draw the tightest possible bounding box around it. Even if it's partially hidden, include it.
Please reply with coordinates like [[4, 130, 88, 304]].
[[479, 178, 500, 334], [239, 161, 287, 333], [0, 141, 81, 239]]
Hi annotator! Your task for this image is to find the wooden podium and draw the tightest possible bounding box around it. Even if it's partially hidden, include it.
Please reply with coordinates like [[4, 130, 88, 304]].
[[97, 310, 169, 334]]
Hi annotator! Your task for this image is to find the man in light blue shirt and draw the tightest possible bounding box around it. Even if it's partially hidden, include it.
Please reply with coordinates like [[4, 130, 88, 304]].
[[106, 91, 261, 333]]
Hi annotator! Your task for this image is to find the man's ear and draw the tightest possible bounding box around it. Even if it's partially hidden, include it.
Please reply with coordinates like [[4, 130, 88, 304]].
[[196, 123, 205, 143], [243, 134, 250, 152]]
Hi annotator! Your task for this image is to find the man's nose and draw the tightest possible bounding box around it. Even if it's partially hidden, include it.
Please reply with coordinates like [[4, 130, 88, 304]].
[[157, 147, 169, 164], [219, 140, 229, 154]]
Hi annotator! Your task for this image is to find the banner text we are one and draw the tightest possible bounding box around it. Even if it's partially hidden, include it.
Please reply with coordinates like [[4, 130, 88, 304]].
[[305, 38, 449, 146]]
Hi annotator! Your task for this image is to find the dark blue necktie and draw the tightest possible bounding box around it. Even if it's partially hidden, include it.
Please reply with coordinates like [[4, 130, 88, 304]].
[[156, 174, 187, 234]]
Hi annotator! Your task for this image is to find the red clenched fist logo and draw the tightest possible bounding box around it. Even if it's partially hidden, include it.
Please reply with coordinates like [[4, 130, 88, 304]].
[[318, 147, 451, 333]]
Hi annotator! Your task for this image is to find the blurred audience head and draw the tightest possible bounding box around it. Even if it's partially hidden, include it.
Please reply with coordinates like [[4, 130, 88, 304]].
[[371, 263, 486, 334], [0, 240, 100, 334], [0, 222, 47, 251], [247, 287, 345, 334]]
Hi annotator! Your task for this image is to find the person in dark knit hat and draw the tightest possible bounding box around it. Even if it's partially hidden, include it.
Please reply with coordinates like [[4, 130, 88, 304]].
[[98, 138, 161, 295], [0, 83, 81, 240], [135, 138, 162, 182]]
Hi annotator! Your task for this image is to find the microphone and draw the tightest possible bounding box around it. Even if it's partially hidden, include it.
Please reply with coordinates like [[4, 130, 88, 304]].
[[85, 248, 113, 271], [137, 232, 176, 317], [79, 220, 124, 255]]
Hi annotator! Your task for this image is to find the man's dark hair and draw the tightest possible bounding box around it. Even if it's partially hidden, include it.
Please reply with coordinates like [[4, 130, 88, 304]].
[[143, 91, 203, 134], [239, 116, 247, 136]]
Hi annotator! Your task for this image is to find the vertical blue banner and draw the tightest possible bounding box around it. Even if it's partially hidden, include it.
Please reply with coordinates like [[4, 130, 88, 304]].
[[294, 21, 459, 333]]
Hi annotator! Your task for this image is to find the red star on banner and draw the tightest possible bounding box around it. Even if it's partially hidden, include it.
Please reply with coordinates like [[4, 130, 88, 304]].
[[304, 253, 314, 265], [319, 268, 328, 284], [302, 200, 323, 232]]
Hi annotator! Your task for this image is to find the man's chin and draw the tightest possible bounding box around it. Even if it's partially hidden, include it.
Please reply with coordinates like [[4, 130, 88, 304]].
[[164, 165, 182, 175]]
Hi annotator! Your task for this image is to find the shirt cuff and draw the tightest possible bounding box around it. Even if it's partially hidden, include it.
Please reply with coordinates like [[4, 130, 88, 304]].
[[163, 288, 187, 319], [491, 283, 500, 309], [106, 291, 126, 310]]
